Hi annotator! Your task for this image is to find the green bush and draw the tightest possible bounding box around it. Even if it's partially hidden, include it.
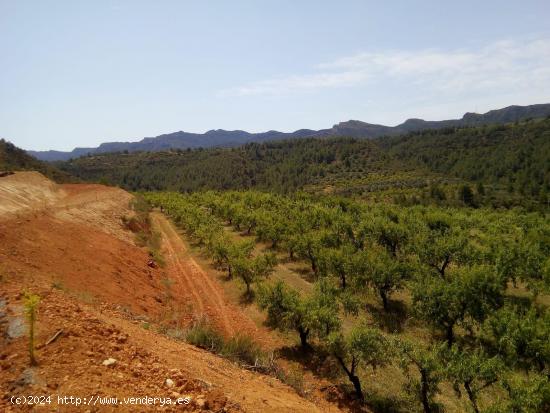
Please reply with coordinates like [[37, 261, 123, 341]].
[[221, 334, 264, 365], [185, 320, 273, 370], [185, 321, 224, 352]]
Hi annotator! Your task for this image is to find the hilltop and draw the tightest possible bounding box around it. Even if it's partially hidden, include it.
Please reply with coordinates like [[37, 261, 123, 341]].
[[27, 103, 550, 161]]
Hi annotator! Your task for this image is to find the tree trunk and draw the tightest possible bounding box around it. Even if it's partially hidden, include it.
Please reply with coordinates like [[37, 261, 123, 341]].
[[464, 381, 479, 413], [309, 255, 318, 275], [420, 368, 431, 413], [445, 324, 454, 347], [341, 274, 346, 289], [29, 310, 37, 366], [439, 256, 450, 278], [336, 356, 364, 401], [298, 326, 310, 349], [380, 289, 388, 311], [349, 374, 363, 401], [227, 265, 232, 280]]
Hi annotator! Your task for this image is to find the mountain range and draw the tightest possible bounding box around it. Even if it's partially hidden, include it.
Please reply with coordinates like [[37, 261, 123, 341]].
[[27, 103, 550, 161]]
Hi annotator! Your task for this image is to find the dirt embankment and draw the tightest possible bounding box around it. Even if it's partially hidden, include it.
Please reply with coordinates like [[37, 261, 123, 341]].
[[0, 172, 329, 412]]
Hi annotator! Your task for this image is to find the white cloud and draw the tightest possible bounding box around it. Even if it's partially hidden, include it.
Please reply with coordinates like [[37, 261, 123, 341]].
[[220, 37, 550, 97]]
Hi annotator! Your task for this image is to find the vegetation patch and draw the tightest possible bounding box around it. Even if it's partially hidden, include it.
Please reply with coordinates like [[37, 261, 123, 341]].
[[123, 195, 165, 267]]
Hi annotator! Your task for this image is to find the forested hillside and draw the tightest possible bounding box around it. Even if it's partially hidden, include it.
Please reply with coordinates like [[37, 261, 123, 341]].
[[57, 137, 415, 193], [57, 119, 550, 209], [381, 118, 550, 200], [0, 139, 72, 182]]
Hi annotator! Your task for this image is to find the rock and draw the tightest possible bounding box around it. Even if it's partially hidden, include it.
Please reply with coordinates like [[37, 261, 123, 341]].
[[206, 389, 227, 411], [7, 314, 26, 338], [102, 358, 117, 367], [15, 368, 46, 387], [165, 378, 174, 388], [195, 397, 206, 409]]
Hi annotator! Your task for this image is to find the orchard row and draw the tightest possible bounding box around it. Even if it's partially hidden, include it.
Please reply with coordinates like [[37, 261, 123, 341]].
[[144, 191, 550, 412]]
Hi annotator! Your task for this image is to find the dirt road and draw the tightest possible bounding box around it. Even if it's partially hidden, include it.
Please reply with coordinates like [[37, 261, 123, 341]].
[[151, 212, 275, 342]]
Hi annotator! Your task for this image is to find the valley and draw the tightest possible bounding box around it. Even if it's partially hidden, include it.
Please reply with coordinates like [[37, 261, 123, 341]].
[[2, 106, 550, 413]]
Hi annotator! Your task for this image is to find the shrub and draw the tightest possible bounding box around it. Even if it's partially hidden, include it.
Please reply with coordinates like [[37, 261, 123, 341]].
[[185, 321, 224, 352], [221, 334, 264, 366]]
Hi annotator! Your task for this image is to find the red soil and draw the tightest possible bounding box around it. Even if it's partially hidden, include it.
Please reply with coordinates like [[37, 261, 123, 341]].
[[0, 172, 332, 412]]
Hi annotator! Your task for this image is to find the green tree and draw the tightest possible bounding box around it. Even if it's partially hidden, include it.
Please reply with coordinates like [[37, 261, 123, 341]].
[[413, 265, 505, 346], [356, 246, 409, 310], [396, 340, 444, 413], [296, 232, 324, 276], [258, 279, 341, 349], [233, 253, 277, 297], [458, 184, 476, 207], [368, 216, 409, 257], [211, 238, 254, 279], [414, 213, 471, 278], [483, 305, 550, 372], [443, 345, 503, 413], [257, 281, 312, 349], [494, 235, 550, 297], [318, 245, 357, 289], [487, 374, 550, 413], [325, 324, 390, 401]]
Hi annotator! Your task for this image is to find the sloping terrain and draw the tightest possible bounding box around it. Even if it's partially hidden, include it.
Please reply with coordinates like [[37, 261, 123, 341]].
[[0, 172, 64, 218], [0, 172, 330, 412], [0, 139, 71, 183]]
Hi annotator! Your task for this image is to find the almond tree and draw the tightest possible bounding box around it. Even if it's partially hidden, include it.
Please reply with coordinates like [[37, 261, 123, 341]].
[[325, 324, 390, 401], [233, 252, 276, 297], [395, 340, 444, 413], [443, 345, 503, 413], [412, 265, 505, 346]]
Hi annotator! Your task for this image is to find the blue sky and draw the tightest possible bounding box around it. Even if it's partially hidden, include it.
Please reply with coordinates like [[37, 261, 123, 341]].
[[1, 0, 550, 151]]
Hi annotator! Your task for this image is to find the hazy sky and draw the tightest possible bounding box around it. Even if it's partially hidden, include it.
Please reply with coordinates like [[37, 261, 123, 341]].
[[1, 0, 550, 151]]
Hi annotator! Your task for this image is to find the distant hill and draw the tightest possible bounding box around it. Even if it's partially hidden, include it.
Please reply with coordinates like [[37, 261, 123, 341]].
[[56, 137, 402, 193], [56, 118, 550, 207], [0, 139, 72, 182], [28, 103, 550, 161]]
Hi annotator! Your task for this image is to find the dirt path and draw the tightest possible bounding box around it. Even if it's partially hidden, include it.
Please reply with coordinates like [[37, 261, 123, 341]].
[[152, 212, 270, 340]]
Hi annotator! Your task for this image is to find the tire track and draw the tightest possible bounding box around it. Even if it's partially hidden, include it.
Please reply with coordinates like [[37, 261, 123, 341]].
[[152, 212, 235, 336]]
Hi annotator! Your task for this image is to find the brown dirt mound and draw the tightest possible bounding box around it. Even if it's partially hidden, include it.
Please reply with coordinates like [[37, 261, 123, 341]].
[[0, 171, 64, 218]]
